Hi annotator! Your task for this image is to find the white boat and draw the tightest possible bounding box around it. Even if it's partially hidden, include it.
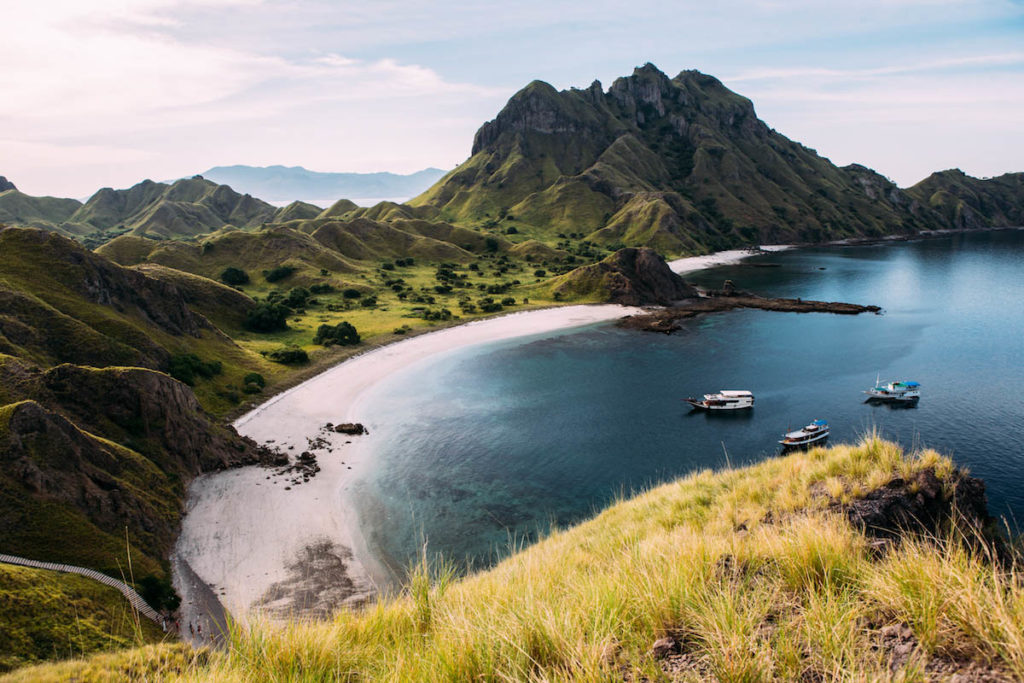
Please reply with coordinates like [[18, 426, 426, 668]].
[[684, 390, 754, 411], [864, 380, 921, 402], [779, 419, 830, 449]]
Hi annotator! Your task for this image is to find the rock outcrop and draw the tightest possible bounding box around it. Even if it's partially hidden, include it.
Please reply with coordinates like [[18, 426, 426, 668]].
[[0, 176, 16, 192], [551, 247, 697, 305]]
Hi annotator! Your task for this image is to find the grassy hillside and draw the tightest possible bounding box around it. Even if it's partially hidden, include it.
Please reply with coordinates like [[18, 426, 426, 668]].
[[0, 564, 167, 673], [7, 436, 1018, 681]]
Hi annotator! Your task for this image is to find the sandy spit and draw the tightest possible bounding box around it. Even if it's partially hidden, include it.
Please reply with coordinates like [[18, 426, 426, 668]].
[[174, 304, 642, 623], [668, 244, 793, 276]]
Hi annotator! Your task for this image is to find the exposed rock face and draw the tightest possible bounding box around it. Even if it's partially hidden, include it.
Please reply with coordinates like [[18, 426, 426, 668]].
[[841, 468, 995, 543], [553, 247, 697, 305], [0, 176, 15, 192], [0, 366, 263, 566]]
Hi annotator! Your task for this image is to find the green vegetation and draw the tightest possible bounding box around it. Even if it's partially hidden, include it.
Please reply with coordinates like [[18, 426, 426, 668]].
[[263, 265, 296, 283], [167, 354, 222, 386], [219, 266, 249, 285], [312, 321, 360, 346], [266, 346, 308, 365], [244, 302, 290, 332], [0, 564, 166, 674], [13, 438, 1021, 682]]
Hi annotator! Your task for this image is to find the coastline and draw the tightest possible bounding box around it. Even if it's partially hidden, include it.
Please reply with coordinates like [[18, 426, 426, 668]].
[[174, 304, 643, 623], [173, 227, 1023, 627], [667, 244, 793, 275]]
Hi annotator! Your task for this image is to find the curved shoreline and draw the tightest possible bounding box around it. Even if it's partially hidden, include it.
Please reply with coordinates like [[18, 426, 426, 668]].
[[175, 304, 642, 622]]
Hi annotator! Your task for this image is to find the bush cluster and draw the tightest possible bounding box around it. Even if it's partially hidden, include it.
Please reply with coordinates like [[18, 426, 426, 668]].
[[220, 267, 250, 286], [244, 302, 290, 332], [168, 354, 223, 385], [264, 265, 296, 283], [267, 346, 309, 364], [313, 321, 361, 346]]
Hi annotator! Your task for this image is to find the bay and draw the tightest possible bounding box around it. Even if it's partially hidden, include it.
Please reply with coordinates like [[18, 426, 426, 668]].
[[356, 229, 1024, 577]]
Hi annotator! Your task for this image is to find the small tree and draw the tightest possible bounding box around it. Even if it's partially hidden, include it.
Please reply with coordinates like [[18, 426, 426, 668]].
[[245, 302, 289, 332], [313, 321, 361, 346], [264, 265, 296, 283], [220, 267, 250, 286]]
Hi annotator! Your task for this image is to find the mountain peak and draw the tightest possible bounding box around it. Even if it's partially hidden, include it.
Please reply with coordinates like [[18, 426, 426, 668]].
[[0, 176, 16, 192]]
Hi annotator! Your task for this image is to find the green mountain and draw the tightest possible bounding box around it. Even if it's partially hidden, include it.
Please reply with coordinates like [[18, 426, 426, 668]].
[[906, 169, 1024, 229], [0, 180, 87, 238], [412, 64, 1022, 255], [70, 176, 277, 240], [0, 176, 279, 244]]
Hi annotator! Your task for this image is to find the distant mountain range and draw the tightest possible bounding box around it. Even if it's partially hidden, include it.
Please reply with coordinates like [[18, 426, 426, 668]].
[[197, 165, 448, 204]]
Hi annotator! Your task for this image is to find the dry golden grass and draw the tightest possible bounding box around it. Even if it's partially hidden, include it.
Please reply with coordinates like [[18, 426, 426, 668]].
[[8, 436, 1020, 682]]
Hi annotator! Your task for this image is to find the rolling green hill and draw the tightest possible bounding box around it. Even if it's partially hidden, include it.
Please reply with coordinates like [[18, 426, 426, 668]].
[[412, 64, 1023, 256]]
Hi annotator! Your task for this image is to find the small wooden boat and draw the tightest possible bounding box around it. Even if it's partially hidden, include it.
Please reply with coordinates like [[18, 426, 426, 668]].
[[864, 379, 921, 402], [779, 419, 830, 449], [684, 390, 754, 411]]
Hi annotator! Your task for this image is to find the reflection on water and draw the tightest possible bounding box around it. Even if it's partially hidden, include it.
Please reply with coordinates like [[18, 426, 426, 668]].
[[358, 230, 1024, 576]]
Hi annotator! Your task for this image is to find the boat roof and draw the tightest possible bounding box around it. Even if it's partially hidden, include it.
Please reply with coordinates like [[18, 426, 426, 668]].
[[811, 419, 828, 426], [719, 390, 753, 396], [894, 381, 920, 388]]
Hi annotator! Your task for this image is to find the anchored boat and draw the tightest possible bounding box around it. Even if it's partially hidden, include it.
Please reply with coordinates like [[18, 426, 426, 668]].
[[864, 379, 921, 402], [779, 419, 830, 449], [684, 390, 755, 411]]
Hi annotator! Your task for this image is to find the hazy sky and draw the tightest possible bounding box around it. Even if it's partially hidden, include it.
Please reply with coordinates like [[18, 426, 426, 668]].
[[3, 0, 1023, 197]]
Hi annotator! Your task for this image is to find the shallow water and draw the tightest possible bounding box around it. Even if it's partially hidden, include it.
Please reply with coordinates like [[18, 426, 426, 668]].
[[356, 230, 1024, 577]]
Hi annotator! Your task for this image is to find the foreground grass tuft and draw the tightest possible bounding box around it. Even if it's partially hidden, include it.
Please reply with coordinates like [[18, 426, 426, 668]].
[[9, 437, 1021, 681]]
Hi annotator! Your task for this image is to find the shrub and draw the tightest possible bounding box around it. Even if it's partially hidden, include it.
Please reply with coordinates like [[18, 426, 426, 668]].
[[243, 372, 266, 388], [309, 283, 335, 294], [313, 322, 361, 346], [381, 262, 395, 271], [284, 287, 310, 309], [501, 297, 516, 306], [485, 237, 499, 253], [245, 302, 290, 332], [343, 288, 362, 299], [264, 265, 296, 283], [505, 226, 518, 235], [361, 296, 378, 307], [220, 267, 250, 286], [267, 346, 309, 364], [168, 354, 222, 386], [534, 269, 547, 277]]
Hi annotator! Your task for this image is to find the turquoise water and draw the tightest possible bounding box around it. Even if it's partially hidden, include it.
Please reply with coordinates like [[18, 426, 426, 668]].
[[355, 230, 1024, 578]]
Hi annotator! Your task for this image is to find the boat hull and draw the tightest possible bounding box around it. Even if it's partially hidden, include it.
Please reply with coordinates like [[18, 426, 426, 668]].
[[685, 398, 754, 410], [779, 432, 830, 450]]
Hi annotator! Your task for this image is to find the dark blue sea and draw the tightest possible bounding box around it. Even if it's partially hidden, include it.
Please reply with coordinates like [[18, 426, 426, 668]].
[[355, 230, 1024, 577]]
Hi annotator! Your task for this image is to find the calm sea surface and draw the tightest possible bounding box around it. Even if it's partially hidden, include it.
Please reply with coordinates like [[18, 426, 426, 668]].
[[355, 230, 1024, 577]]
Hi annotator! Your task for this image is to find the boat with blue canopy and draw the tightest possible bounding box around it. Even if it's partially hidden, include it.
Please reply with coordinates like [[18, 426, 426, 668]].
[[864, 379, 921, 402]]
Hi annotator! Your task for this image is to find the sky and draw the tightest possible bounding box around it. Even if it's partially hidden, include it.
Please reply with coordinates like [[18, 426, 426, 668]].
[[2, 0, 1023, 198]]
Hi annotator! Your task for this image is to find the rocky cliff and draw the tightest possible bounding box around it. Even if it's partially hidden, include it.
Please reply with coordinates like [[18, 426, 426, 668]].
[[548, 247, 697, 305]]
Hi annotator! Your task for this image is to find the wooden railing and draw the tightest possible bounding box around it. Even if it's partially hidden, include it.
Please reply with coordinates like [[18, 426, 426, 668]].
[[0, 553, 168, 630]]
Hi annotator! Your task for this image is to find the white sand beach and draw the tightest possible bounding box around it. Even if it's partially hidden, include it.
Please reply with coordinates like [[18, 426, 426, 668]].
[[174, 304, 642, 623], [668, 244, 793, 275]]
